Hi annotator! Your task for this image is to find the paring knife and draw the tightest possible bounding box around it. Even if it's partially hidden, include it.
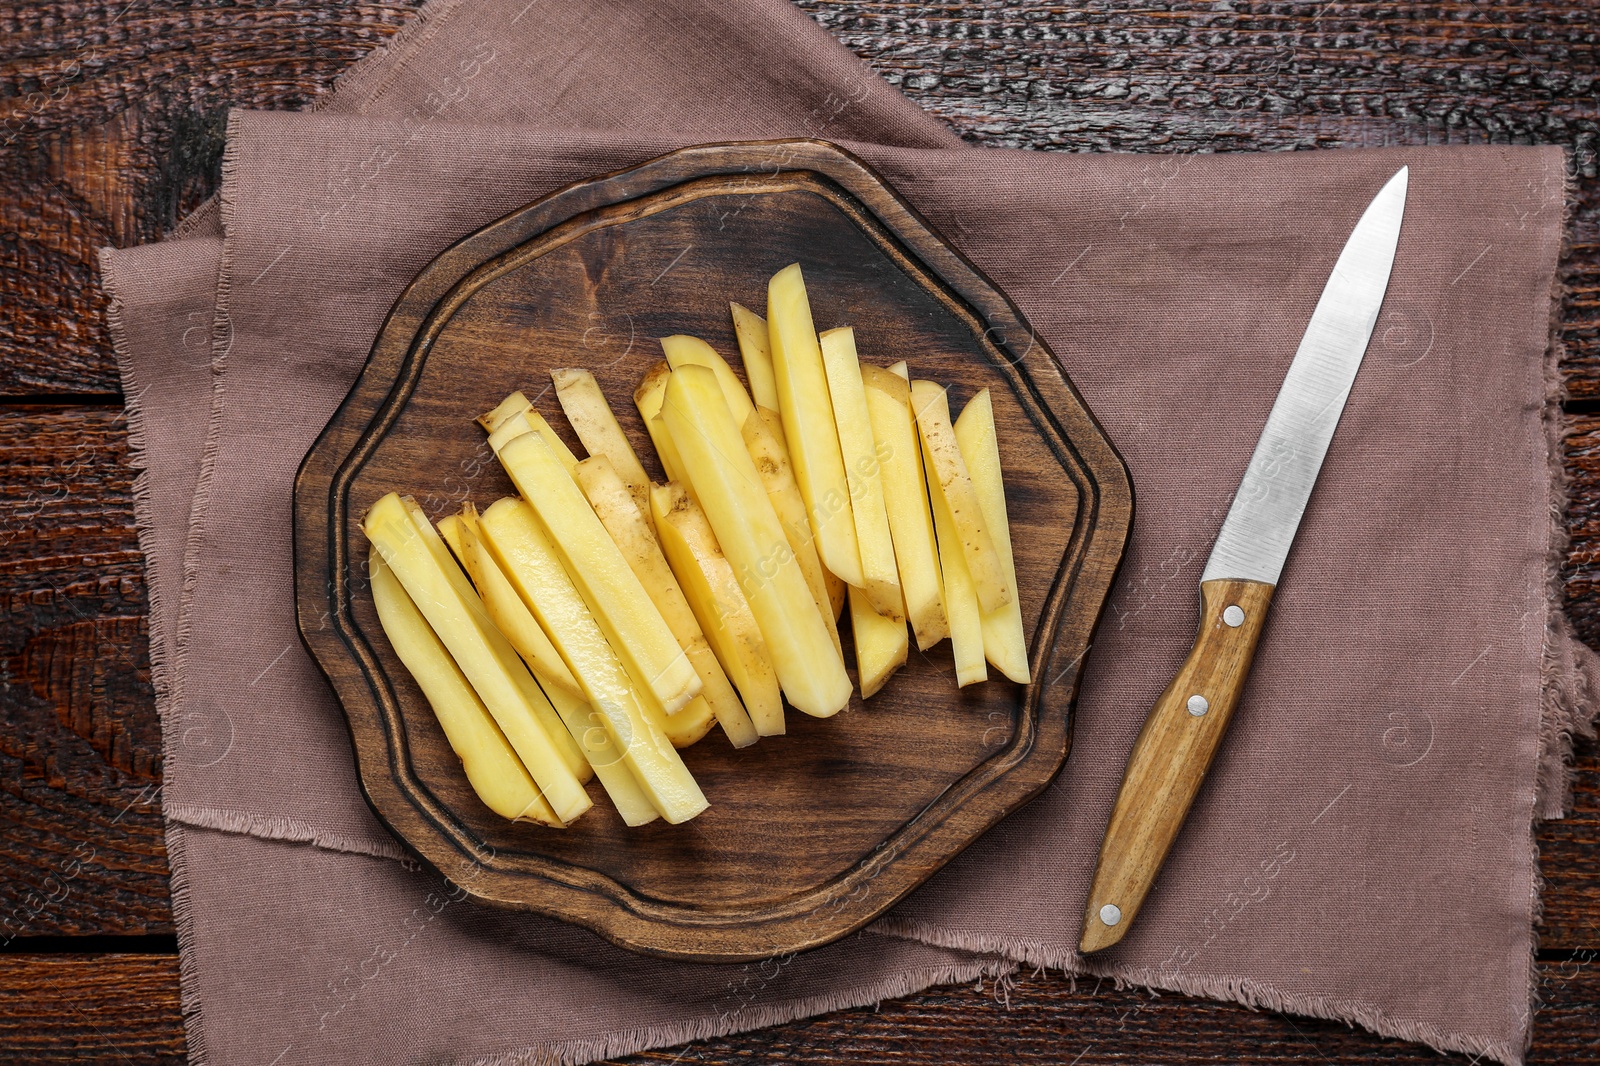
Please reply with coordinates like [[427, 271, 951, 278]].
[[1079, 167, 1410, 954]]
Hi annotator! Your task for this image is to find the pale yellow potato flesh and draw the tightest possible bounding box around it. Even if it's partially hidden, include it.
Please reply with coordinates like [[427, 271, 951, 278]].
[[818, 327, 902, 619], [487, 409, 580, 476], [652, 482, 784, 736], [766, 263, 864, 588], [493, 429, 702, 715], [861, 364, 948, 651], [538, 679, 661, 827], [574, 455, 757, 749], [954, 389, 1031, 684], [659, 335, 756, 429], [633, 361, 686, 484], [825, 567, 845, 620], [917, 437, 988, 687], [740, 407, 841, 658], [662, 364, 851, 718], [363, 493, 593, 823], [438, 510, 584, 703], [369, 547, 560, 825], [477, 497, 708, 823], [730, 301, 779, 411], [402, 499, 592, 786], [551, 368, 653, 526], [848, 584, 908, 699], [910, 380, 1010, 615], [478, 390, 532, 433]]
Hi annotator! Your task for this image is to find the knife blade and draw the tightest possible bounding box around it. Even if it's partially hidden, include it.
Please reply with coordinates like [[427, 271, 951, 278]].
[[1079, 167, 1409, 954]]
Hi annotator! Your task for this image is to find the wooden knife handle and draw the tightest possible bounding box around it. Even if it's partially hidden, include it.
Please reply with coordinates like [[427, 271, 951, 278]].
[[1079, 577, 1275, 953]]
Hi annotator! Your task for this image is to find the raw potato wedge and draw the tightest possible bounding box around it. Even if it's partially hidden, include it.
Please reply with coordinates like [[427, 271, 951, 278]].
[[825, 567, 845, 620], [477, 497, 709, 823], [488, 409, 580, 476], [402, 498, 592, 786], [818, 327, 902, 619], [438, 510, 584, 702], [652, 482, 784, 736], [539, 679, 661, 827], [848, 584, 908, 699], [363, 493, 593, 823], [478, 391, 533, 434], [634, 361, 686, 484], [662, 364, 851, 718], [730, 301, 779, 411], [918, 436, 988, 687], [574, 455, 755, 748], [369, 547, 561, 825], [492, 429, 702, 715], [659, 335, 756, 429], [910, 380, 1010, 615], [551, 368, 653, 525], [862, 364, 948, 650], [766, 264, 864, 588], [741, 407, 841, 657], [955, 389, 1031, 684]]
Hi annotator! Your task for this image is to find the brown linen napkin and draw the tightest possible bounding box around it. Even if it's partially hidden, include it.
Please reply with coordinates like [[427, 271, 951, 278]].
[[100, 5, 1001, 1063], [98, 1, 1593, 1063]]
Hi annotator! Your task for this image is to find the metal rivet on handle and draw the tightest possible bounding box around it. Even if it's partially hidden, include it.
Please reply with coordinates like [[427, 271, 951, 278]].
[[1223, 604, 1245, 627], [1187, 694, 1209, 717], [1099, 904, 1122, 927]]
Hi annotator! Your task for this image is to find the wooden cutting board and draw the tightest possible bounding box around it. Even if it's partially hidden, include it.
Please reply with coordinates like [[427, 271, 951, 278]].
[[293, 139, 1131, 962]]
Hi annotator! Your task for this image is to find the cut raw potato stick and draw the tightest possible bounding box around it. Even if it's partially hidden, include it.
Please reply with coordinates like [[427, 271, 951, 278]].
[[955, 389, 1031, 684], [848, 584, 908, 700], [862, 363, 948, 651], [730, 301, 779, 411], [662, 363, 851, 718], [652, 482, 785, 736], [538, 679, 661, 827], [634, 361, 686, 484], [369, 547, 561, 825], [438, 510, 584, 702], [477, 497, 709, 823], [918, 435, 988, 687], [659, 336, 756, 429], [741, 407, 841, 657], [363, 493, 593, 823], [766, 263, 864, 587], [825, 565, 845, 620], [551, 368, 654, 526], [818, 326, 903, 619], [401, 498, 591, 785], [491, 428, 702, 715], [478, 391, 533, 434], [575, 456, 758, 748], [486, 409, 580, 475], [910, 380, 1011, 614]]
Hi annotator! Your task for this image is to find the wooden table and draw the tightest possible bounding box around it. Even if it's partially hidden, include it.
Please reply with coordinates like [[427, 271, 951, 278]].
[[1, 1, 1596, 1061]]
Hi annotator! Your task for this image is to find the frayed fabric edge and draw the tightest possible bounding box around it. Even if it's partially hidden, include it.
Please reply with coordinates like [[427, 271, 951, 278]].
[[96, 249, 173, 708], [451, 955, 1014, 1066], [164, 825, 210, 1066], [164, 805, 411, 862], [870, 919, 1522, 1066], [1535, 150, 1600, 821]]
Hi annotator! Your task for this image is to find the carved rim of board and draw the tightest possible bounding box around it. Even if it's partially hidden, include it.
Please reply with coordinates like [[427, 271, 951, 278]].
[[293, 139, 1134, 961]]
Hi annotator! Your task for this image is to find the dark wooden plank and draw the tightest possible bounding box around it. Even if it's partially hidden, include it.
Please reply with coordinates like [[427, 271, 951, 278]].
[[0, 1, 430, 393], [0, 955, 184, 1064], [0, 952, 1596, 1065], [0, 406, 169, 938]]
